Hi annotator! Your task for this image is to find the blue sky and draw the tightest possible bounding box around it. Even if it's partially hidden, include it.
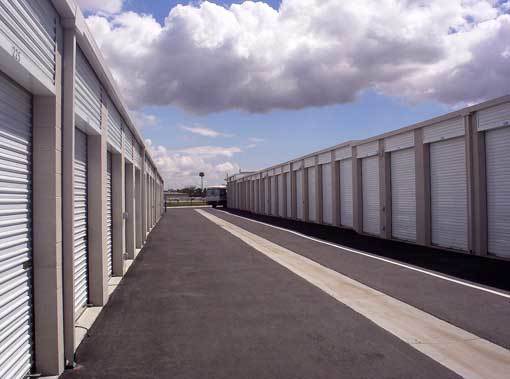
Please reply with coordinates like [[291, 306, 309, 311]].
[[79, 0, 510, 188]]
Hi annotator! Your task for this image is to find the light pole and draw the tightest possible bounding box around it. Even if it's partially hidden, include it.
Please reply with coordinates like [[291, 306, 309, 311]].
[[199, 172, 205, 195]]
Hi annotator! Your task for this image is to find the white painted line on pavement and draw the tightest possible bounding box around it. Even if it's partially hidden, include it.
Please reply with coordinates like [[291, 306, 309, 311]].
[[214, 209, 510, 300], [197, 209, 510, 379]]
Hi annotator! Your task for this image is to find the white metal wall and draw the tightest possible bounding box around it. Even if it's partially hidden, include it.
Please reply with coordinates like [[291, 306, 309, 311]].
[[286, 173, 291, 218], [485, 126, 510, 258], [106, 152, 113, 278], [339, 159, 353, 227], [430, 137, 467, 250], [391, 148, 416, 242], [362, 156, 380, 235], [264, 178, 270, 215], [278, 175, 284, 217], [296, 170, 304, 220], [73, 129, 89, 318], [308, 167, 317, 222], [0, 74, 33, 379], [322, 163, 333, 224]]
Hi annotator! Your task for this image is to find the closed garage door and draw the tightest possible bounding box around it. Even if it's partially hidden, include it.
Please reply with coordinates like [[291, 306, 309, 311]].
[[362, 156, 380, 235], [106, 152, 113, 277], [0, 75, 33, 379], [278, 175, 284, 217], [74, 129, 89, 318], [296, 170, 304, 220], [430, 137, 467, 250], [340, 159, 353, 227], [391, 148, 416, 242], [286, 173, 291, 217], [322, 163, 333, 224], [308, 168, 317, 222], [486, 126, 510, 258], [264, 178, 269, 215], [271, 176, 277, 215]]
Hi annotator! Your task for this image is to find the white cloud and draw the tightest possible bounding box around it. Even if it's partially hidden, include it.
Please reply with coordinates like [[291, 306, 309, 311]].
[[180, 125, 233, 137], [77, 0, 123, 14], [146, 140, 241, 188], [86, 1, 510, 113], [130, 111, 158, 129]]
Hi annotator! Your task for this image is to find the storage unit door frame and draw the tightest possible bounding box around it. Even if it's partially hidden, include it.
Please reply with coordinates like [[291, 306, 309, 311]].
[[362, 156, 380, 236], [73, 128, 89, 319], [485, 126, 510, 258], [390, 148, 416, 242], [322, 163, 333, 225], [430, 137, 468, 251], [339, 159, 353, 227], [0, 74, 34, 379]]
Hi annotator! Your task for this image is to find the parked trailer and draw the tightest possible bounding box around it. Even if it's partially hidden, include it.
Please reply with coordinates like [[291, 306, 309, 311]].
[[227, 95, 510, 260]]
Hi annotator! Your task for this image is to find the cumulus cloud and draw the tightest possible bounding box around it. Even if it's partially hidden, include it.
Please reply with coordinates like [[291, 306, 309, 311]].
[[85, 1, 510, 113], [130, 111, 158, 129], [146, 140, 241, 188], [180, 125, 233, 137], [77, 0, 123, 14]]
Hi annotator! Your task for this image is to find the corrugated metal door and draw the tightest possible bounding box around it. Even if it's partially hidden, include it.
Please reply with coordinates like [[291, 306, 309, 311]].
[[296, 170, 304, 220], [0, 75, 33, 379], [286, 173, 291, 218], [74, 129, 89, 318], [278, 175, 284, 217], [264, 178, 270, 215], [322, 163, 332, 224], [486, 126, 510, 258], [391, 148, 416, 242], [106, 152, 113, 277], [308, 168, 317, 222], [340, 159, 353, 227], [76, 49, 101, 132], [430, 137, 467, 250], [362, 156, 380, 235], [271, 176, 277, 215]]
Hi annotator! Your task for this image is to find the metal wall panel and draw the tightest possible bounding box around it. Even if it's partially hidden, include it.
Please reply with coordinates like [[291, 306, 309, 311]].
[[0, 0, 57, 90], [486, 126, 510, 257], [107, 97, 122, 152], [430, 137, 467, 250], [322, 163, 333, 224], [304, 156, 315, 168], [123, 126, 133, 162], [478, 102, 510, 132], [335, 146, 351, 161], [318, 152, 331, 165], [76, 48, 101, 133], [254, 180, 258, 213], [133, 141, 142, 168], [0, 74, 33, 379], [286, 173, 291, 218], [385, 131, 414, 152], [264, 177, 269, 215], [362, 156, 380, 235], [357, 141, 379, 158], [423, 117, 464, 144], [106, 152, 113, 278], [296, 170, 304, 220], [340, 159, 353, 227], [74, 128, 89, 318], [278, 174, 284, 217], [308, 167, 317, 222], [391, 148, 416, 242], [270, 176, 277, 215]]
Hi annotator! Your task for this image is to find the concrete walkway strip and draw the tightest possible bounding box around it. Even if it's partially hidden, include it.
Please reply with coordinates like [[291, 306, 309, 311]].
[[196, 209, 510, 379]]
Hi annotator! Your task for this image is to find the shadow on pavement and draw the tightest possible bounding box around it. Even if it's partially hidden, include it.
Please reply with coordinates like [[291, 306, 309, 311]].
[[221, 209, 510, 292]]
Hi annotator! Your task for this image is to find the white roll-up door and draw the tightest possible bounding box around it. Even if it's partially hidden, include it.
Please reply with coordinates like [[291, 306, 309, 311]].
[[391, 148, 416, 242], [74, 129, 89, 318], [278, 175, 284, 217], [296, 170, 304, 220], [0, 75, 33, 379], [76, 48, 101, 133], [308, 167, 317, 222], [362, 156, 380, 235], [340, 159, 353, 227], [322, 163, 332, 224], [264, 178, 269, 215], [271, 176, 277, 215], [430, 137, 467, 250], [486, 126, 510, 258], [106, 152, 113, 278], [286, 173, 291, 217]]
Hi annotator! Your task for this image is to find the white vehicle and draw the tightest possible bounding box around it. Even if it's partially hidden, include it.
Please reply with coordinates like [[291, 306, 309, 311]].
[[206, 186, 227, 208]]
